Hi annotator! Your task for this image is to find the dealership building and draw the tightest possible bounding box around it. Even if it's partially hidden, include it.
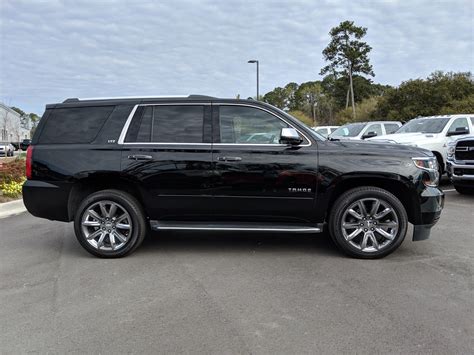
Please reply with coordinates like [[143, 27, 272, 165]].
[[0, 102, 30, 142]]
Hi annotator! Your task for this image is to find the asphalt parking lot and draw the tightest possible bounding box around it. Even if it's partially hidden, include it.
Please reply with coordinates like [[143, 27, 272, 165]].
[[0, 182, 473, 354]]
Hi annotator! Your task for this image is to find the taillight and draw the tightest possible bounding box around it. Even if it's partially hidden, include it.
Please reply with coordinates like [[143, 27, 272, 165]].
[[26, 145, 33, 179]]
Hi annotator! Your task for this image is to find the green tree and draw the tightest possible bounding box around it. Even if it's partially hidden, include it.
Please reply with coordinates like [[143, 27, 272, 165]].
[[440, 94, 474, 114], [10, 107, 26, 116], [288, 110, 313, 126], [320, 20, 374, 119], [296, 81, 321, 125], [262, 87, 289, 109], [375, 72, 474, 120], [322, 74, 389, 110], [335, 96, 381, 124], [296, 81, 336, 125], [262, 82, 301, 110]]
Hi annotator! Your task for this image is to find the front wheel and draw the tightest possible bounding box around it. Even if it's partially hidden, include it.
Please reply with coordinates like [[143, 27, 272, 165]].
[[329, 187, 408, 259], [74, 189, 147, 258]]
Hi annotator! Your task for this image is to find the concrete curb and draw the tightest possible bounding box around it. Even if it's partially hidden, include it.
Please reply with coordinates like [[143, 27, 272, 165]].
[[0, 199, 27, 219]]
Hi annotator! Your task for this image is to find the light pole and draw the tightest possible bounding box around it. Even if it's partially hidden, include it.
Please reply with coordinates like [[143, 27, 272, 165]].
[[247, 60, 259, 100]]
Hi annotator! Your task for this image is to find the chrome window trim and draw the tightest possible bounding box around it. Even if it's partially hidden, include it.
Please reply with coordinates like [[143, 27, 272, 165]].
[[118, 102, 312, 147], [213, 143, 288, 147], [215, 103, 311, 147], [122, 142, 212, 146], [118, 104, 139, 144]]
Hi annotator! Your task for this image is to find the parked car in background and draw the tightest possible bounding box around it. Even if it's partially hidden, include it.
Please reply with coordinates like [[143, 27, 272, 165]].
[[369, 115, 474, 175], [0, 142, 15, 157], [20, 139, 31, 151], [23, 95, 444, 259], [446, 135, 474, 194], [329, 121, 402, 140], [312, 126, 339, 137]]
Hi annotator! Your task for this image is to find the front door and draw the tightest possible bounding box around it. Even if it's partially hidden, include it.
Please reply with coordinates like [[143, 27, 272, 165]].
[[211, 104, 318, 223], [120, 103, 214, 220]]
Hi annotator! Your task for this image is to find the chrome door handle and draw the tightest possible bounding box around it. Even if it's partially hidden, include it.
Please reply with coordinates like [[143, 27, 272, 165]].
[[128, 154, 153, 161], [217, 156, 242, 162]]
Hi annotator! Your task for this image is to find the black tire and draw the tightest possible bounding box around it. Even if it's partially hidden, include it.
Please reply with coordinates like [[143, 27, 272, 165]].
[[329, 186, 408, 259], [74, 189, 147, 258], [433, 152, 444, 176], [454, 185, 474, 195]]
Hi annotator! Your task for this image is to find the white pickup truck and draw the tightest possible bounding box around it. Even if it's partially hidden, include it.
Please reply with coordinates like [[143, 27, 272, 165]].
[[369, 114, 474, 174]]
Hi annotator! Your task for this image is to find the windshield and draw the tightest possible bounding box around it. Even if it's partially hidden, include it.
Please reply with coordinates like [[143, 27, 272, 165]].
[[396, 117, 450, 133], [331, 123, 366, 137]]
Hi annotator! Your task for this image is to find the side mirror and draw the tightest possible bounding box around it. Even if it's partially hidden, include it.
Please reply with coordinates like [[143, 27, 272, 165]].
[[280, 127, 303, 145], [362, 131, 377, 139], [447, 127, 469, 136]]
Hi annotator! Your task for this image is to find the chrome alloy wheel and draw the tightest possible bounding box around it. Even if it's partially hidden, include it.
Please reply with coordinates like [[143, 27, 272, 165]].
[[81, 200, 133, 251], [341, 198, 399, 253]]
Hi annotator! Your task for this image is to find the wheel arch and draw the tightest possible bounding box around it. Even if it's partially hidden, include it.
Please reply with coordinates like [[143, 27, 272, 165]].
[[431, 150, 445, 173], [326, 174, 421, 225], [68, 173, 146, 221]]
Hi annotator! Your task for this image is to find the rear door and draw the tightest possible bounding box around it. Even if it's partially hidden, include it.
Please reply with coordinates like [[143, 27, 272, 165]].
[[211, 104, 318, 223], [120, 102, 214, 220]]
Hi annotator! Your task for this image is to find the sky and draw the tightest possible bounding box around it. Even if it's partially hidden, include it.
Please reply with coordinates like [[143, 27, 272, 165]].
[[0, 0, 473, 114]]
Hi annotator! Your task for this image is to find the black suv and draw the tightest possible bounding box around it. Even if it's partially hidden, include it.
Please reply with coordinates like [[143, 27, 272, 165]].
[[23, 96, 444, 258]]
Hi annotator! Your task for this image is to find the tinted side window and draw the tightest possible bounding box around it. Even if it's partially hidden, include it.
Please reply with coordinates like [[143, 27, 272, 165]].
[[125, 105, 204, 143], [136, 107, 153, 142], [152, 106, 203, 143], [219, 106, 288, 144], [365, 124, 382, 136], [316, 128, 328, 136], [39, 106, 114, 144], [447, 117, 469, 134], [384, 123, 400, 134]]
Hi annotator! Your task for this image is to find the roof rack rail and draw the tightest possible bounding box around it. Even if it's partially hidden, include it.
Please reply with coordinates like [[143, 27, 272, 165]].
[[63, 98, 80, 103], [62, 95, 216, 103], [187, 94, 216, 99]]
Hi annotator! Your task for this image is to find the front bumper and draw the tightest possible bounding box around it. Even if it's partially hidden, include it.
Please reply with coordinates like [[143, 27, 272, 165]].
[[446, 161, 474, 185], [412, 186, 444, 241]]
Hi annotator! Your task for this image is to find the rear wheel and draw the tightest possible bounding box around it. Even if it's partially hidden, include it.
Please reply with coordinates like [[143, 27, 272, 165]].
[[74, 189, 147, 258], [329, 187, 408, 259], [454, 184, 474, 195]]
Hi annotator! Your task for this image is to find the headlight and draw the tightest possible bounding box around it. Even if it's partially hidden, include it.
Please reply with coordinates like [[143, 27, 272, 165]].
[[447, 142, 456, 158], [447, 146, 455, 157], [412, 157, 438, 171], [412, 157, 439, 187]]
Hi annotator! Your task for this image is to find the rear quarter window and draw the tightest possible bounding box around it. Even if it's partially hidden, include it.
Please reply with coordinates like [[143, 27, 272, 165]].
[[38, 106, 114, 144]]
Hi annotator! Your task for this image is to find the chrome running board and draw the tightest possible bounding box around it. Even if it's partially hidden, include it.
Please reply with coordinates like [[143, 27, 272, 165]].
[[150, 221, 322, 233]]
